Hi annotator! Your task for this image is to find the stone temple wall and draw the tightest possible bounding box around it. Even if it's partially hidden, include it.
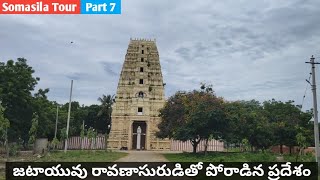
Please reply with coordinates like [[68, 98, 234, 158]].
[[108, 38, 171, 150]]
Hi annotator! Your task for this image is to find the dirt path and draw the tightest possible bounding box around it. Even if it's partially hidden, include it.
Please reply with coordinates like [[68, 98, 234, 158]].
[[115, 151, 169, 162]]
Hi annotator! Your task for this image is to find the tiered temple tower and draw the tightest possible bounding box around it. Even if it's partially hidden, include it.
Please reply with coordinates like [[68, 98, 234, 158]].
[[107, 38, 171, 150]]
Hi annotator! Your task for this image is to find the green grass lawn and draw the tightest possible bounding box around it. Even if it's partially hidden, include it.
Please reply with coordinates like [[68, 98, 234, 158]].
[[4, 150, 127, 162], [164, 152, 315, 162], [36, 150, 127, 162], [0, 150, 127, 179]]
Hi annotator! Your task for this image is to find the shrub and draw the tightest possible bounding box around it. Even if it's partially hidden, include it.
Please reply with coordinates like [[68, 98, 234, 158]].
[[9, 144, 19, 156]]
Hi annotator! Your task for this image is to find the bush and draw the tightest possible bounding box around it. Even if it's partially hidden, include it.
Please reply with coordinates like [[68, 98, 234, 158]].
[[284, 152, 315, 162], [9, 144, 19, 156], [49, 138, 60, 151]]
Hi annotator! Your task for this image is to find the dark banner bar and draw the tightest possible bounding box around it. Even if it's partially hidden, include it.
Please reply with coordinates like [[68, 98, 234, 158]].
[[6, 162, 318, 180]]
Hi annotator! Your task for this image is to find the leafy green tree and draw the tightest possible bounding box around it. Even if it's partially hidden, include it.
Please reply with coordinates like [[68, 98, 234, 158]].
[[60, 128, 67, 144], [0, 103, 10, 157], [0, 58, 39, 147], [249, 115, 274, 151], [296, 132, 307, 161], [97, 94, 114, 134], [0, 58, 118, 151], [263, 100, 303, 154], [32, 89, 57, 139], [93, 129, 97, 151], [60, 102, 81, 136], [80, 122, 86, 150], [225, 100, 274, 151], [55, 107, 68, 140], [241, 138, 250, 152], [224, 101, 244, 145], [157, 85, 227, 153], [28, 113, 39, 145], [87, 127, 94, 150], [296, 110, 314, 147], [51, 137, 60, 150], [0, 103, 10, 141], [83, 105, 100, 131], [157, 92, 186, 138]]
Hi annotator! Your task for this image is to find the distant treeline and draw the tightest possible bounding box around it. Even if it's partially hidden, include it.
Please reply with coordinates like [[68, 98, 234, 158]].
[[157, 84, 314, 154], [0, 58, 113, 149]]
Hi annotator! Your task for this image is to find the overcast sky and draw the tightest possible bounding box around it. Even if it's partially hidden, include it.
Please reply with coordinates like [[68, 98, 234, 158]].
[[1, 0, 320, 110]]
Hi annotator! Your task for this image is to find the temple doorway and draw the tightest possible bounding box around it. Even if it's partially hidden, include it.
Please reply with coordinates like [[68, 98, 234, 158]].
[[132, 121, 147, 150]]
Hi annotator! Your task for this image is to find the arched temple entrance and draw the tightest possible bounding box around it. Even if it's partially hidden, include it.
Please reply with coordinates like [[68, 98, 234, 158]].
[[132, 121, 147, 150]]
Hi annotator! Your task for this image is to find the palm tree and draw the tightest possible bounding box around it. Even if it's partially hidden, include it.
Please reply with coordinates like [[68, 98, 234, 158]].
[[97, 94, 114, 133], [97, 94, 114, 151]]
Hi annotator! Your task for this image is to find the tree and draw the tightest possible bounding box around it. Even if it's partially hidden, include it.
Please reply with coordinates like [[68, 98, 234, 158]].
[[51, 137, 60, 151], [0, 58, 39, 147], [61, 101, 82, 136], [93, 129, 97, 152], [224, 99, 312, 153], [28, 113, 39, 145], [83, 105, 100, 132], [295, 109, 314, 147], [157, 85, 227, 153], [60, 127, 67, 149], [97, 94, 114, 134], [32, 89, 57, 139], [0, 103, 10, 157], [249, 115, 274, 151], [0, 103, 10, 141], [263, 100, 303, 154], [157, 92, 185, 139], [225, 100, 274, 151], [87, 127, 94, 150], [296, 132, 307, 161]]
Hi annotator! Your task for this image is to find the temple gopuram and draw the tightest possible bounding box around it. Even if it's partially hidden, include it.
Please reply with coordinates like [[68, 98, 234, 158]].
[[107, 38, 171, 151]]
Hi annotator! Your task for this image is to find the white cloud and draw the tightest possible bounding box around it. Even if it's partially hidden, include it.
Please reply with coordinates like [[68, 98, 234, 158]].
[[0, 0, 320, 110]]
